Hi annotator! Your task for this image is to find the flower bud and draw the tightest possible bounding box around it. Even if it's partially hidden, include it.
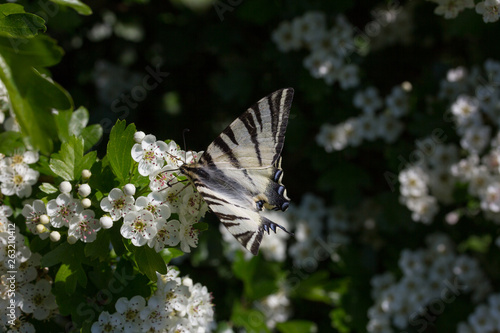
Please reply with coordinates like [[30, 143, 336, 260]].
[[123, 184, 136, 196], [40, 214, 50, 225], [134, 131, 146, 143], [81, 198, 92, 208], [78, 184, 91, 197], [50, 231, 61, 242], [82, 169, 92, 180], [59, 181, 72, 193], [100, 216, 113, 229]]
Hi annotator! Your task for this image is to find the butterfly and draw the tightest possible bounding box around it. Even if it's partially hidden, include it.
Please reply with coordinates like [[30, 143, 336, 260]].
[[179, 88, 294, 255]]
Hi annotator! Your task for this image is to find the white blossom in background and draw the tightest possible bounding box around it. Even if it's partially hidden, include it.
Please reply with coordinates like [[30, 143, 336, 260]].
[[367, 233, 491, 333], [476, 0, 500, 22], [353, 87, 383, 115], [272, 12, 360, 89], [385, 85, 410, 117], [254, 290, 292, 329]]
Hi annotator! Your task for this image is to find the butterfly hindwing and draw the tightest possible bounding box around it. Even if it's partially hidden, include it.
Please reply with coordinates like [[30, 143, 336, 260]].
[[180, 88, 294, 255]]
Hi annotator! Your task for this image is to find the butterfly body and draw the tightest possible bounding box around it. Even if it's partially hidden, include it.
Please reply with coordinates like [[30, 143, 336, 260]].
[[180, 88, 294, 255]]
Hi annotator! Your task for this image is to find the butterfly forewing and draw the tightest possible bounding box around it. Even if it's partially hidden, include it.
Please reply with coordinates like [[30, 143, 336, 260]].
[[180, 88, 294, 255]]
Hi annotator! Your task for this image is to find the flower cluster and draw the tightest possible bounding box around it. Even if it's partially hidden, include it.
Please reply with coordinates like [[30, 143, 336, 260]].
[[272, 12, 360, 89], [428, 0, 500, 23], [102, 133, 207, 253], [254, 289, 292, 329], [0, 227, 56, 331], [22, 179, 98, 243], [316, 84, 409, 152], [288, 193, 354, 269], [367, 233, 491, 332], [91, 267, 214, 333], [457, 293, 500, 332], [398, 59, 500, 224], [0, 150, 40, 198]]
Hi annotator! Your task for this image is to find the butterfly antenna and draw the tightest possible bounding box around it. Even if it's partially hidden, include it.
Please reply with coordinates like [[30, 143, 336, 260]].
[[182, 128, 190, 164]]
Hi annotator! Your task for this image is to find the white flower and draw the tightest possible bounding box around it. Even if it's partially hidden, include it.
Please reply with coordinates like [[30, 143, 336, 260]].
[[148, 219, 180, 252], [0, 164, 39, 198], [460, 125, 491, 154], [115, 295, 146, 333], [121, 210, 157, 247], [0, 204, 12, 233], [149, 165, 183, 193], [100, 188, 135, 221], [434, 0, 473, 18], [427, 144, 459, 170], [135, 192, 171, 220], [385, 86, 409, 117], [358, 114, 379, 141], [353, 87, 383, 115], [399, 167, 429, 197], [468, 304, 496, 332], [257, 290, 291, 329], [451, 95, 481, 131], [186, 282, 214, 328], [131, 134, 168, 176], [337, 64, 360, 89], [139, 295, 168, 331], [69, 209, 101, 243], [22, 200, 50, 239], [398, 249, 426, 276], [46, 193, 83, 228], [376, 114, 404, 143], [19, 279, 57, 320], [272, 21, 301, 53], [292, 11, 326, 44], [91, 311, 123, 333], [406, 195, 438, 223], [476, 0, 500, 23], [181, 187, 208, 220], [3, 150, 39, 168], [178, 216, 199, 253]]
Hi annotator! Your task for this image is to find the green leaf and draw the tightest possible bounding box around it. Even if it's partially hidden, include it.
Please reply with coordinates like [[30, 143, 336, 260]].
[[231, 301, 270, 333], [0, 4, 46, 38], [81, 124, 103, 151], [133, 245, 168, 281], [41, 242, 71, 267], [0, 131, 24, 155], [159, 247, 184, 264], [0, 33, 63, 67], [69, 106, 89, 136], [49, 136, 97, 181], [0, 35, 72, 154], [49, 0, 93, 15], [39, 182, 58, 194], [107, 120, 136, 184], [84, 231, 110, 260], [276, 321, 318, 333], [193, 222, 208, 231], [55, 262, 87, 294], [54, 110, 72, 142], [232, 252, 281, 300]]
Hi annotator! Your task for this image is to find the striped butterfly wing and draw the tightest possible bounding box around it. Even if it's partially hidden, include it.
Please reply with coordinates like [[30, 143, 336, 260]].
[[180, 88, 294, 255]]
